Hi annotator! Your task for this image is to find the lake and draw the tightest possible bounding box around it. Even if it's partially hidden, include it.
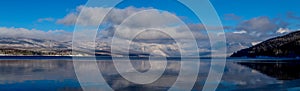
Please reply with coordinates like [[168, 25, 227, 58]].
[[0, 57, 300, 91]]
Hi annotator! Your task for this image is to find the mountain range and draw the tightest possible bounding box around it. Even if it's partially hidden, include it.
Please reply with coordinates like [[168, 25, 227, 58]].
[[0, 37, 178, 57], [0, 37, 72, 56], [0, 35, 263, 57]]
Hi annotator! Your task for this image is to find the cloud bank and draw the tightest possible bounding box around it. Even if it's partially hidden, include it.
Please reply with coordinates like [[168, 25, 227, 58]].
[[0, 27, 72, 41], [44, 6, 300, 56], [2, 5, 300, 57]]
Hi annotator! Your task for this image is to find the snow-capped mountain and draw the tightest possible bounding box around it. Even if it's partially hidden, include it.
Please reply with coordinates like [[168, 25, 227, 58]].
[[0, 36, 254, 57], [0, 37, 72, 56]]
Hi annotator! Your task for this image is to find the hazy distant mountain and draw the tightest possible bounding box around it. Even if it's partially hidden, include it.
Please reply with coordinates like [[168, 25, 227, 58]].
[[0, 36, 256, 57], [0, 37, 151, 56], [231, 31, 300, 58], [0, 37, 72, 56]]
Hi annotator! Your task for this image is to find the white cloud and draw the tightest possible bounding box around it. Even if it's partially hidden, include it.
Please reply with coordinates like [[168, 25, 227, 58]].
[[56, 13, 78, 25], [58, 6, 217, 42], [57, 5, 187, 28], [57, 6, 147, 26], [37, 18, 55, 22], [58, 5, 251, 57], [233, 30, 247, 34], [224, 13, 242, 21], [0, 27, 72, 41], [236, 16, 278, 37]]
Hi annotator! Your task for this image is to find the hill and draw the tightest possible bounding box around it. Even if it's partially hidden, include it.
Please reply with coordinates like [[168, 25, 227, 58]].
[[231, 31, 300, 58]]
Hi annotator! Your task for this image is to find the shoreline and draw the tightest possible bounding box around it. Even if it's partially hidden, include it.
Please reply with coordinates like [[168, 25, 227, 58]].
[[0, 56, 298, 61]]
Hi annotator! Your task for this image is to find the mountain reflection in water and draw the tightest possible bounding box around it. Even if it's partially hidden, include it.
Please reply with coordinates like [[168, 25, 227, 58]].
[[0, 59, 299, 91], [238, 61, 300, 80]]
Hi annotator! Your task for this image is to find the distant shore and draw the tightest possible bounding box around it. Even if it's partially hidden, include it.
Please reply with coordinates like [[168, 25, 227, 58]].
[[0, 56, 299, 61]]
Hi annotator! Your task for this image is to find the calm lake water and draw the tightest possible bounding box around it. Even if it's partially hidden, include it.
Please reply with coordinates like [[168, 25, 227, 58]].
[[0, 57, 300, 91]]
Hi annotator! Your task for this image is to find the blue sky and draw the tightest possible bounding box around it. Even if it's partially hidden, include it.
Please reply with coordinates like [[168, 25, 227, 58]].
[[0, 0, 300, 32], [0, 0, 86, 31]]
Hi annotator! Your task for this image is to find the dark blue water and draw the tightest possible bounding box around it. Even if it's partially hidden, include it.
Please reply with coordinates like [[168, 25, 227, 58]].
[[0, 57, 299, 91]]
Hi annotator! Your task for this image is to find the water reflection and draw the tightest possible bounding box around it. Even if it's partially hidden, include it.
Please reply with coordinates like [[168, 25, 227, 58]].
[[0, 59, 299, 90], [238, 61, 300, 80]]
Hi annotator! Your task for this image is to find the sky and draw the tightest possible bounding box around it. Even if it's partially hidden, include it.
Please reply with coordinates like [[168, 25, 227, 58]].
[[1, 0, 300, 31], [1, 0, 300, 56]]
